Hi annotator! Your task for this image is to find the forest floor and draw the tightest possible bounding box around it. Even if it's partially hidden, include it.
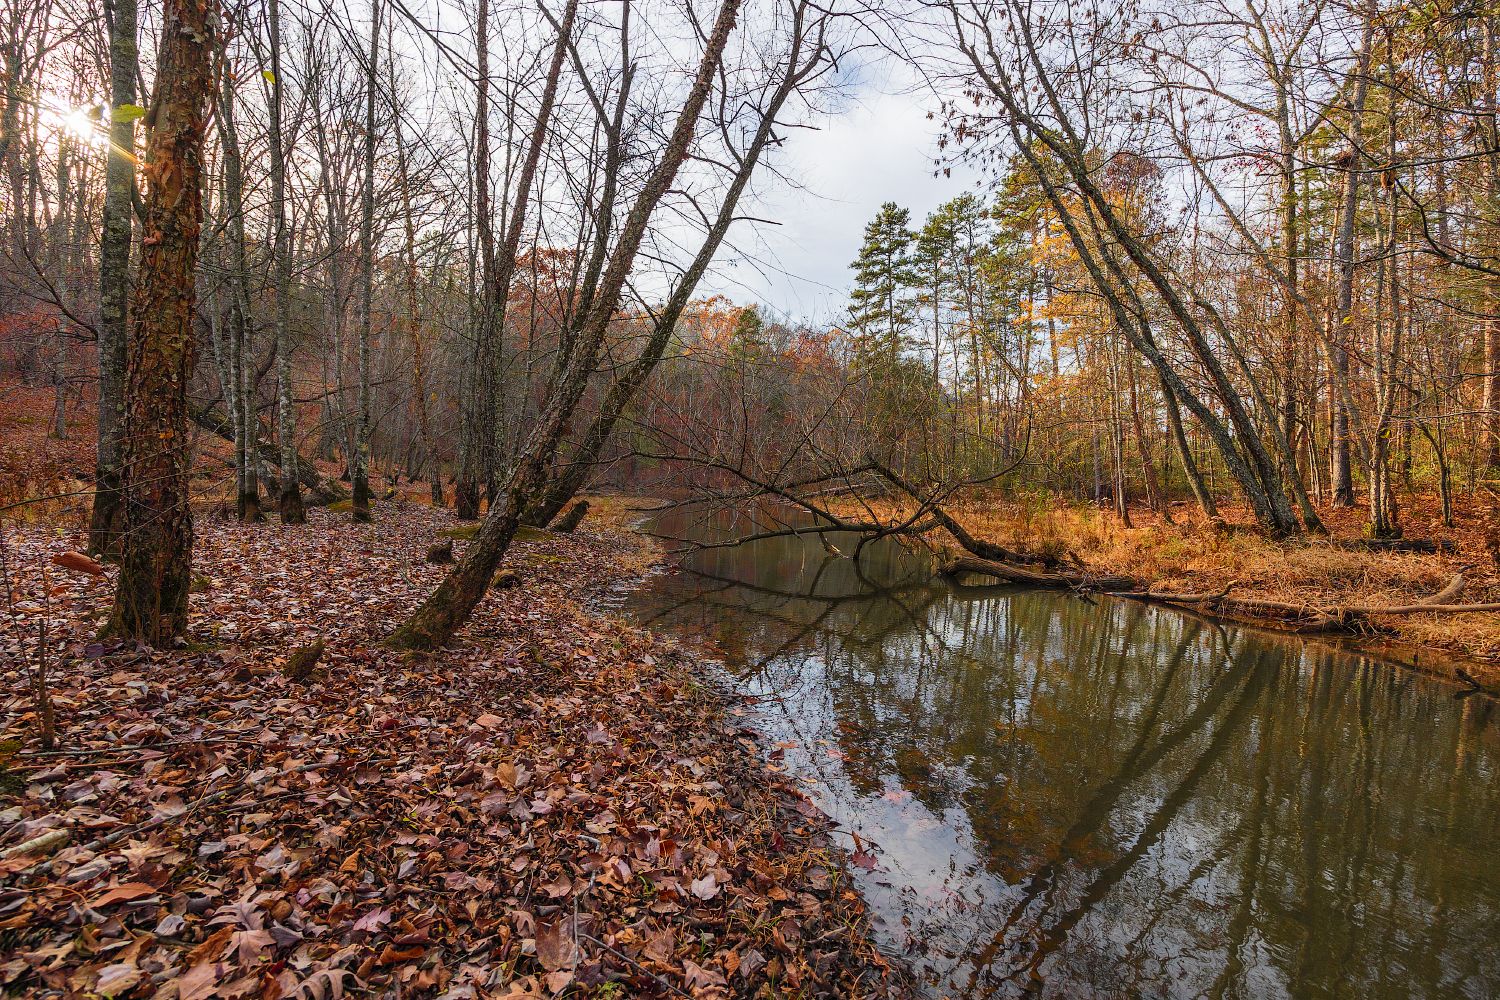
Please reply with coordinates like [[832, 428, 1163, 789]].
[[0, 384, 902, 998], [833, 490, 1500, 688]]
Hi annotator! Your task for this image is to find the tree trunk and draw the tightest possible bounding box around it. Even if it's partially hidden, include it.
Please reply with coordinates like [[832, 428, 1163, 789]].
[[106, 0, 213, 646], [216, 68, 260, 522], [267, 0, 303, 523], [1330, 15, 1374, 505], [1159, 372, 1221, 524], [456, 0, 493, 520], [88, 0, 137, 557], [351, 0, 379, 523], [389, 45, 440, 511], [388, 0, 743, 650]]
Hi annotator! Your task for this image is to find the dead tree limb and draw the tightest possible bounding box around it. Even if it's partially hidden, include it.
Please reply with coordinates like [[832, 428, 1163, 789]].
[[190, 403, 348, 506], [1110, 574, 1499, 633], [940, 555, 1137, 592]]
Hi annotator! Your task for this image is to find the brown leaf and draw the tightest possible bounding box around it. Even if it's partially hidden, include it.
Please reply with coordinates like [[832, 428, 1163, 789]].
[[88, 882, 159, 908], [534, 919, 580, 973], [95, 962, 143, 997], [376, 943, 426, 965], [642, 926, 675, 965], [689, 873, 719, 900], [52, 551, 105, 576], [682, 958, 727, 990], [540, 873, 573, 899], [174, 961, 219, 1000], [736, 949, 766, 980], [184, 925, 235, 968]]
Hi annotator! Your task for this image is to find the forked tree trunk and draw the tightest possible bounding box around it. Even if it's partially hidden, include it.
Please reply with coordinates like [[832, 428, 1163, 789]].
[[106, 0, 213, 646], [526, 2, 814, 524], [89, 0, 136, 557]]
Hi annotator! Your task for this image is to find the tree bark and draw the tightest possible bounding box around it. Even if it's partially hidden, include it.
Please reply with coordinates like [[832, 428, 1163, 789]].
[[388, 46, 441, 509], [351, 0, 379, 523], [216, 67, 260, 522], [89, 0, 137, 557], [1482, 16, 1500, 469], [106, 0, 213, 646], [267, 0, 304, 523], [455, 0, 493, 521], [1330, 15, 1375, 505]]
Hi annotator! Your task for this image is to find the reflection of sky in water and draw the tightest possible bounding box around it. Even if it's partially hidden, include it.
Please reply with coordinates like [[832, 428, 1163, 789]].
[[617, 505, 1500, 999]]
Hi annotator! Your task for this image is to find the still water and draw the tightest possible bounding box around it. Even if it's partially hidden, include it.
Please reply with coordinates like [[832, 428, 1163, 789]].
[[616, 505, 1500, 998]]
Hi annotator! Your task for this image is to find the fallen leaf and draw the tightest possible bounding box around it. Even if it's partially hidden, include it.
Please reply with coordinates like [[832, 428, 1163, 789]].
[[682, 958, 727, 990], [88, 882, 158, 908], [52, 551, 104, 577], [534, 919, 580, 973]]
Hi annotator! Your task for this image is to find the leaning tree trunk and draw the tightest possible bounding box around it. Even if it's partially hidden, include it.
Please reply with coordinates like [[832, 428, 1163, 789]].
[[89, 0, 137, 557], [526, 5, 810, 525], [106, 0, 212, 646], [388, 0, 742, 650]]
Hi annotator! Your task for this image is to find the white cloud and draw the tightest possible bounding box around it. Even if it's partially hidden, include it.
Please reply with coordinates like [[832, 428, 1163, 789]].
[[696, 74, 984, 322]]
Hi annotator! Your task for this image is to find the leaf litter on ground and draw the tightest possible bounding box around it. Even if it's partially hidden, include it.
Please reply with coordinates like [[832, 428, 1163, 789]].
[[1, 500, 905, 998]]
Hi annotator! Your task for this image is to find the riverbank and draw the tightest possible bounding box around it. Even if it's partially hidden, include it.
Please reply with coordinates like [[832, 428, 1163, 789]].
[[828, 491, 1500, 689], [0, 496, 902, 997]]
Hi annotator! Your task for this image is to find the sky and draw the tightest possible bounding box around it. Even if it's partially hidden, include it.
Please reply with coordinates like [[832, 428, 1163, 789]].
[[694, 72, 986, 324]]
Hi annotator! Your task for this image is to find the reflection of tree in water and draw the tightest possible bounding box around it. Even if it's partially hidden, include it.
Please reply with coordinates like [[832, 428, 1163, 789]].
[[627, 508, 1500, 999]]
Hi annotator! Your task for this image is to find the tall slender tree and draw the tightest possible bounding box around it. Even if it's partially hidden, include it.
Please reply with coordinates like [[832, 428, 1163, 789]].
[[267, 0, 304, 522], [88, 0, 138, 556], [351, 0, 379, 523]]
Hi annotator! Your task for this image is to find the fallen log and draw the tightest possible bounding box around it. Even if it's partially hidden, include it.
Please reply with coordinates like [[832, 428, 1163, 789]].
[[1110, 574, 1500, 633], [190, 403, 349, 507], [940, 555, 1136, 592], [1322, 538, 1457, 555]]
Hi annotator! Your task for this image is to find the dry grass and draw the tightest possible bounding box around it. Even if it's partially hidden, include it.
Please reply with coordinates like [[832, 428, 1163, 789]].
[[832, 489, 1500, 677]]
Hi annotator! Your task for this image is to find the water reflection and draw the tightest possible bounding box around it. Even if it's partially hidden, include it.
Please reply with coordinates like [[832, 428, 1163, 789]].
[[618, 505, 1500, 998]]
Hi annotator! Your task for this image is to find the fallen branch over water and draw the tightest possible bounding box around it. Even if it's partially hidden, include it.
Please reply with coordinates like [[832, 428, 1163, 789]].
[[1110, 574, 1500, 634], [940, 555, 1137, 592]]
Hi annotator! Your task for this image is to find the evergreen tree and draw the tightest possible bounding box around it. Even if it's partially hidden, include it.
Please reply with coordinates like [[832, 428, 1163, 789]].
[[728, 304, 767, 362], [914, 202, 959, 380], [848, 202, 918, 366]]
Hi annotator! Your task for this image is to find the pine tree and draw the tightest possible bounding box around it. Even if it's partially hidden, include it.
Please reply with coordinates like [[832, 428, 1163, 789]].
[[848, 202, 918, 367], [728, 304, 767, 362]]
